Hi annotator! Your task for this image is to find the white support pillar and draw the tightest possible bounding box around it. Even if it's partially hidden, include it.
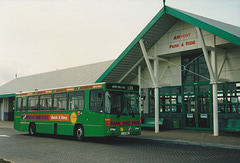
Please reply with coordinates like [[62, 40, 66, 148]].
[[138, 65, 142, 115], [139, 39, 159, 133], [197, 27, 219, 136], [154, 87, 159, 132], [212, 84, 218, 136], [154, 48, 159, 133], [1, 99, 5, 121], [212, 35, 219, 136]]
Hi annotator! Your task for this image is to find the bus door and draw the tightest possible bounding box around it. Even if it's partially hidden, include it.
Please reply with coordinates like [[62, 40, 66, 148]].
[[84, 89, 105, 137]]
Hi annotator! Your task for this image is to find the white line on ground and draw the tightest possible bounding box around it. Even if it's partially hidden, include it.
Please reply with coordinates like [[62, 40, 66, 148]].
[[0, 135, 10, 137]]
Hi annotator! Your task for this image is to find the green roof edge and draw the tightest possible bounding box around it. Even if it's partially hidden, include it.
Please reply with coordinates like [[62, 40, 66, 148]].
[[96, 6, 240, 83], [96, 7, 165, 83]]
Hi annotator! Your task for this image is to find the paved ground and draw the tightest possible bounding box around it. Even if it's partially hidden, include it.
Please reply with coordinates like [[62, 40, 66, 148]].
[[137, 128, 240, 149], [1, 121, 239, 149], [0, 126, 240, 163]]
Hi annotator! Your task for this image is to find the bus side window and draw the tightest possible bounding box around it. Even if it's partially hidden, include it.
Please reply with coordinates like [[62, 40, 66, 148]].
[[16, 97, 22, 112], [22, 98, 27, 112], [39, 94, 52, 111], [28, 96, 39, 111], [90, 90, 103, 113], [53, 93, 67, 111], [69, 91, 84, 111]]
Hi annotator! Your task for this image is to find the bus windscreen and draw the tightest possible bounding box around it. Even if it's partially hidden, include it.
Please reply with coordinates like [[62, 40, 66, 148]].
[[105, 91, 139, 116]]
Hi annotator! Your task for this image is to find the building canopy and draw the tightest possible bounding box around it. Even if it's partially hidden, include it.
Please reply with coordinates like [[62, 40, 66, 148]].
[[96, 5, 240, 84]]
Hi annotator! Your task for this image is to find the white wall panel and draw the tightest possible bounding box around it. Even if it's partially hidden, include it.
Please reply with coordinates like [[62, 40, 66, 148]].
[[131, 20, 238, 88], [220, 47, 240, 82]]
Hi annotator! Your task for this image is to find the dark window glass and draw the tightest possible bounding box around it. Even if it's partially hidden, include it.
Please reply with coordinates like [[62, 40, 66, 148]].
[[198, 85, 210, 93], [184, 96, 195, 113], [183, 86, 194, 94], [198, 63, 208, 74], [171, 87, 181, 94], [228, 83, 236, 91], [22, 98, 27, 112], [149, 96, 155, 114], [237, 83, 240, 91], [218, 104, 225, 113], [16, 97, 22, 112], [198, 73, 210, 81], [217, 84, 224, 92], [198, 95, 209, 113], [160, 88, 169, 95], [183, 75, 194, 83], [69, 91, 84, 110], [227, 104, 238, 113], [149, 89, 154, 96], [40, 94, 52, 111], [198, 55, 205, 63], [53, 93, 67, 110], [171, 105, 182, 113], [90, 90, 103, 113], [182, 54, 209, 83], [28, 96, 39, 111]]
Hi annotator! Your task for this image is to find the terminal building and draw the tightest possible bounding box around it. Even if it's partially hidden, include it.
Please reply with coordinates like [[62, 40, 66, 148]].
[[1, 6, 240, 133]]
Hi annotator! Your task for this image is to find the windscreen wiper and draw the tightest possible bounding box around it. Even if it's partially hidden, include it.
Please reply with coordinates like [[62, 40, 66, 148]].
[[127, 101, 135, 118], [117, 113, 121, 118], [131, 110, 135, 118]]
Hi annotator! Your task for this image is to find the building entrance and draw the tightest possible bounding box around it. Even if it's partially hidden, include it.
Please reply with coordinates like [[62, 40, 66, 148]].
[[184, 94, 211, 129], [182, 53, 211, 130]]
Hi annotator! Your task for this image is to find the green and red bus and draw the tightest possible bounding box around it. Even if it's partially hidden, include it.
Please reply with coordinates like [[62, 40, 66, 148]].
[[14, 82, 141, 140]]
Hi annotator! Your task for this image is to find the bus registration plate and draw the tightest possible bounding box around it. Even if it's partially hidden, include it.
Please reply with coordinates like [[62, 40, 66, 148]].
[[121, 132, 130, 135]]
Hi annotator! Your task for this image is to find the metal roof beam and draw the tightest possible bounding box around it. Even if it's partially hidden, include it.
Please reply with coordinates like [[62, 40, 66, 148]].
[[149, 56, 170, 62], [149, 56, 181, 68], [118, 57, 144, 83], [206, 46, 228, 54], [218, 53, 227, 78], [159, 65, 168, 83], [139, 39, 157, 87], [196, 27, 215, 83]]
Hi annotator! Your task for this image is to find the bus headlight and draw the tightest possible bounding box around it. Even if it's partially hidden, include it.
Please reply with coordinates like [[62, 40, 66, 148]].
[[135, 127, 140, 131], [110, 128, 116, 132]]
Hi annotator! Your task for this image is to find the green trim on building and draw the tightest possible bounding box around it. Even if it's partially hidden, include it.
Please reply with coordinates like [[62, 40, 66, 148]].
[[0, 94, 16, 98]]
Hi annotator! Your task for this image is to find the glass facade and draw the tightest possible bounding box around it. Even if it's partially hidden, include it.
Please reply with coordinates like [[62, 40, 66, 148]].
[[146, 53, 240, 130], [217, 82, 240, 114]]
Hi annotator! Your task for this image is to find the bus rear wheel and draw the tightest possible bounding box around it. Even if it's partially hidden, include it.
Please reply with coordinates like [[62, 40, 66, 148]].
[[75, 125, 84, 141], [29, 123, 36, 136]]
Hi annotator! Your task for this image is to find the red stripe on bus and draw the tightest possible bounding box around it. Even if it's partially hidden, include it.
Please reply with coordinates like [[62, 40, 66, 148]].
[[105, 120, 141, 126]]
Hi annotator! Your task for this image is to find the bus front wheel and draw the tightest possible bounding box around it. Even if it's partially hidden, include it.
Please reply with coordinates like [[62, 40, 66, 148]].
[[74, 125, 84, 141], [29, 123, 36, 136]]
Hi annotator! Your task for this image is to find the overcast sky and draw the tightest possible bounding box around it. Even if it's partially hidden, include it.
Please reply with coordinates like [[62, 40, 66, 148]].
[[0, 0, 240, 86]]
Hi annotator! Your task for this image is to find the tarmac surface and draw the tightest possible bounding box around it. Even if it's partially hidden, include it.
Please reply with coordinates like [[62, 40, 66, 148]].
[[0, 121, 239, 150]]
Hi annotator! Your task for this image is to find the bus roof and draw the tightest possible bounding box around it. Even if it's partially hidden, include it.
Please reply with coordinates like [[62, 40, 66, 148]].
[[16, 82, 139, 97]]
